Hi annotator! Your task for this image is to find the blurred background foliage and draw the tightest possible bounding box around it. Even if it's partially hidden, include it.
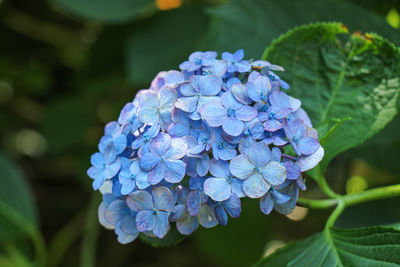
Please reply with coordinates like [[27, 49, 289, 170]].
[[0, 0, 399, 266]]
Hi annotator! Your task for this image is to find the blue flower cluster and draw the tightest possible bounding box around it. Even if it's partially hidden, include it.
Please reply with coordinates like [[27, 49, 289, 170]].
[[88, 50, 324, 244]]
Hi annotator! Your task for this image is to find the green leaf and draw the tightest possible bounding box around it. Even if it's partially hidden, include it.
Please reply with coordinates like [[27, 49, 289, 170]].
[[349, 114, 400, 175], [126, 7, 209, 85], [318, 117, 352, 145], [263, 22, 400, 171], [206, 0, 400, 58], [50, 0, 154, 24], [0, 153, 37, 240], [254, 226, 400, 267], [139, 227, 186, 248]]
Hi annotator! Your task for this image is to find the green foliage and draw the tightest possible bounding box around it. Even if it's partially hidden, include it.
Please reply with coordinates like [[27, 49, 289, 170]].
[[263, 22, 400, 171], [206, 0, 400, 58], [254, 226, 400, 267], [126, 7, 209, 84], [50, 0, 155, 24], [0, 153, 37, 240], [139, 227, 186, 248]]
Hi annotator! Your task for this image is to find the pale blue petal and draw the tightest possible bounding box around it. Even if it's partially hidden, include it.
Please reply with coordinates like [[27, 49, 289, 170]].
[[242, 173, 270, 198], [104, 200, 130, 225], [126, 190, 153, 211], [198, 205, 218, 228], [135, 172, 150, 190], [158, 86, 177, 110], [298, 137, 320, 155], [229, 154, 254, 180], [164, 160, 185, 183], [138, 107, 159, 125], [179, 83, 197, 96], [113, 134, 127, 154], [136, 210, 156, 232], [204, 178, 231, 202], [231, 83, 252, 104], [271, 147, 282, 162], [98, 202, 114, 229], [197, 155, 209, 177], [152, 186, 174, 212], [175, 96, 198, 113], [220, 91, 242, 110], [231, 178, 245, 198], [297, 146, 324, 172], [168, 123, 189, 137], [235, 105, 257, 121], [105, 158, 121, 179], [139, 152, 160, 171], [148, 162, 165, 185], [150, 132, 171, 156], [222, 117, 244, 137], [248, 142, 270, 167], [200, 101, 226, 127], [153, 211, 170, 238], [259, 193, 274, 215], [91, 153, 105, 168], [196, 75, 222, 96], [261, 161, 286, 185], [209, 159, 230, 178], [176, 213, 199, 235]]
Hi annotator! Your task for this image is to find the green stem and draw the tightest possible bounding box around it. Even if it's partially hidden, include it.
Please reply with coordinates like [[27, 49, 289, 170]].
[[325, 200, 345, 229], [317, 175, 341, 198], [299, 184, 400, 210]]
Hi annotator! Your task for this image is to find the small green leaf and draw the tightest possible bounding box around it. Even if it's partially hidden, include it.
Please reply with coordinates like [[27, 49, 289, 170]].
[[254, 226, 400, 266], [0, 152, 38, 240], [263, 22, 400, 171], [139, 227, 186, 248], [50, 0, 154, 24], [126, 7, 209, 85]]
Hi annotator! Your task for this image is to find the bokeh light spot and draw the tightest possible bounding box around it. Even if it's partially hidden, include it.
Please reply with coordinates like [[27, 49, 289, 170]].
[[15, 129, 47, 157], [156, 0, 182, 10], [285, 206, 308, 221], [346, 175, 368, 194]]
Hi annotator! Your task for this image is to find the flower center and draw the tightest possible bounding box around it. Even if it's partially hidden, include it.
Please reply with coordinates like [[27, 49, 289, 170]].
[[227, 108, 236, 117], [269, 74, 276, 81], [268, 112, 276, 120], [143, 134, 150, 142], [201, 136, 208, 143], [292, 136, 300, 144], [255, 167, 262, 174], [195, 57, 202, 65], [153, 209, 157, 215], [226, 175, 232, 183], [218, 141, 225, 149]]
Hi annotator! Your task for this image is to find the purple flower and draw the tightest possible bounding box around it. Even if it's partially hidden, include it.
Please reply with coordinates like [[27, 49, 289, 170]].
[[127, 186, 174, 238], [283, 118, 320, 156], [229, 142, 286, 198], [222, 49, 251, 73], [186, 176, 208, 216], [175, 75, 222, 120], [262, 129, 288, 147], [168, 108, 203, 138], [260, 181, 299, 215], [87, 146, 121, 190], [137, 86, 177, 129], [204, 159, 244, 201], [139, 133, 187, 184], [201, 91, 257, 136], [179, 51, 218, 72], [258, 89, 292, 132], [238, 118, 265, 154]]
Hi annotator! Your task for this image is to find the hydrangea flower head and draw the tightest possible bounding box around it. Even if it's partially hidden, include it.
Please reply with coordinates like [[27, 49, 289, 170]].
[[88, 50, 324, 243]]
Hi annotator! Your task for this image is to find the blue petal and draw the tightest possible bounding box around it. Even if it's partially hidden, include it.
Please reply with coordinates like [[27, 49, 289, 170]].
[[150, 132, 171, 156], [204, 178, 231, 202], [200, 101, 226, 127], [231, 178, 245, 198], [138, 107, 159, 125], [153, 211, 170, 238], [195, 75, 222, 96], [175, 96, 198, 113], [104, 158, 121, 179], [98, 201, 114, 229], [197, 205, 218, 228], [209, 159, 230, 178], [136, 210, 156, 232], [242, 173, 270, 198], [176, 212, 199, 235], [91, 153, 105, 168], [259, 193, 274, 215], [158, 86, 177, 110], [115, 216, 139, 244], [298, 137, 320, 155], [104, 200, 129, 225], [164, 160, 185, 183], [261, 161, 286, 185], [168, 123, 189, 137], [139, 152, 160, 171], [152, 186, 174, 212], [297, 146, 324, 172], [187, 190, 201, 216], [197, 155, 209, 177], [222, 117, 244, 137], [214, 205, 228, 226], [229, 154, 254, 180], [223, 193, 241, 218], [126, 190, 153, 211], [248, 142, 270, 167]]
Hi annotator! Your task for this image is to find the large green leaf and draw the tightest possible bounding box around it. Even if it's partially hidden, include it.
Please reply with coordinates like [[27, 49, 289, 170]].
[[50, 0, 154, 24], [254, 226, 400, 266], [0, 153, 38, 240], [206, 0, 400, 58], [126, 7, 209, 85], [263, 22, 400, 171]]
